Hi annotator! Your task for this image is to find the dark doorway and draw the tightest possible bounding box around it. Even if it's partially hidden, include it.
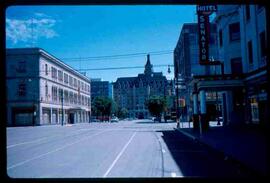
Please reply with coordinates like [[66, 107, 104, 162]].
[[207, 104, 216, 121], [258, 100, 267, 125], [69, 113, 75, 124]]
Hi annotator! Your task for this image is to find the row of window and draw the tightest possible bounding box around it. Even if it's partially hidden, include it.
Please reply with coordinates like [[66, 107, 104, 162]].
[[44, 64, 90, 93], [219, 26, 266, 65], [17, 80, 90, 107], [49, 85, 90, 106]]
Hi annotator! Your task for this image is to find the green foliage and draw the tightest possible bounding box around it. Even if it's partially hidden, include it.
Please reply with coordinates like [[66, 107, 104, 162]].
[[91, 96, 116, 121], [117, 107, 129, 119], [145, 95, 167, 119]]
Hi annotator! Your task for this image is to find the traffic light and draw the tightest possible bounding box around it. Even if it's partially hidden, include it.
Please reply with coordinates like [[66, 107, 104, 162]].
[[179, 98, 186, 107]]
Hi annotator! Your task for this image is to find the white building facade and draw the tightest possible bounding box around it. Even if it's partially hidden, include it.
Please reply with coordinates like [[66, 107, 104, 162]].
[[214, 5, 267, 126], [6, 48, 91, 126]]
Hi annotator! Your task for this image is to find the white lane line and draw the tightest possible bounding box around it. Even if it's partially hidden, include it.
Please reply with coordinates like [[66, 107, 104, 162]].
[[103, 131, 137, 178], [171, 172, 177, 177], [7, 128, 93, 149], [7, 137, 50, 148], [7, 130, 111, 170]]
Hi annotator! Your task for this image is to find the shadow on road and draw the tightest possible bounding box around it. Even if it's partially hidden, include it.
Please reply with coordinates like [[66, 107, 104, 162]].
[[157, 129, 257, 178]]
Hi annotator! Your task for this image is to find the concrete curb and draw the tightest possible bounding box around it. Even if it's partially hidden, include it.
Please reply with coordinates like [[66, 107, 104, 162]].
[[174, 127, 264, 177]]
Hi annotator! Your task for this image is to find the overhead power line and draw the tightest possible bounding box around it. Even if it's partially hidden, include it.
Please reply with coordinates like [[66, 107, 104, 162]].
[[75, 64, 174, 71], [60, 50, 173, 62]]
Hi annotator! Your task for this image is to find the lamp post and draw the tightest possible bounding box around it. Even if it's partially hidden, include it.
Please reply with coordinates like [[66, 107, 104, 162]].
[[61, 89, 64, 126], [28, 78, 37, 126], [176, 74, 180, 128]]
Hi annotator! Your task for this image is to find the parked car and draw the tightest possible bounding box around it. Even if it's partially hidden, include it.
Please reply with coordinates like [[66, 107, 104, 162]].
[[111, 117, 119, 122], [91, 119, 100, 122], [153, 117, 161, 122]]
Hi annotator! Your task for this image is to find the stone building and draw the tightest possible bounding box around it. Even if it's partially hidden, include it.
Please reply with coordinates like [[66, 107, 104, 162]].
[[113, 55, 168, 119], [6, 48, 91, 126]]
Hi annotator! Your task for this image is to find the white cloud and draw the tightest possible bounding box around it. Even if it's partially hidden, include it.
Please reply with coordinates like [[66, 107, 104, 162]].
[[6, 13, 58, 45]]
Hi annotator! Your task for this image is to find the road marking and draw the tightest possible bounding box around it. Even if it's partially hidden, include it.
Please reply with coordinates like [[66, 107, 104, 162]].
[[103, 131, 137, 177], [7, 130, 110, 170], [7, 128, 93, 149], [162, 149, 166, 153], [7, 137, 50, 148]]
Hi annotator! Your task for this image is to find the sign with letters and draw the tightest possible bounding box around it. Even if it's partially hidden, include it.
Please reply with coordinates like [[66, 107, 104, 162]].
[[197, 5, 217, 65]]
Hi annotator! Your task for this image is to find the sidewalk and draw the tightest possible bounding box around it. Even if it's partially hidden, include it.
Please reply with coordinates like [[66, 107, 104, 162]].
[[175, 123, 268, 176]]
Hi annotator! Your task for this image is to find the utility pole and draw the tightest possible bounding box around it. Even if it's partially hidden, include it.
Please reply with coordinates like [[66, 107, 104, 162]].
[[176, 74, 180, 128], [61, 90, 64, 126]]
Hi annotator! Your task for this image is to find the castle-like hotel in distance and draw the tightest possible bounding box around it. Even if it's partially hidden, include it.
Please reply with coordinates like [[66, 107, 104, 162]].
[[113, 54, 169, 119]]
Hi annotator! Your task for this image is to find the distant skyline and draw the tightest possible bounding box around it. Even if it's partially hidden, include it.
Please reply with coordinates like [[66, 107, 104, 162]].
[[6, 5, 197, 82]]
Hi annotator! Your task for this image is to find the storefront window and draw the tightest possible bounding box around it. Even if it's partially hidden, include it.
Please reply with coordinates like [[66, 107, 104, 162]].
[[250, 97, 259, 123]]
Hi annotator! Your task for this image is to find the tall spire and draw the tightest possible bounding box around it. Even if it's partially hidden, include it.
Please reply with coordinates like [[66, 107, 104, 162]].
[[144, 54, 153, 76]]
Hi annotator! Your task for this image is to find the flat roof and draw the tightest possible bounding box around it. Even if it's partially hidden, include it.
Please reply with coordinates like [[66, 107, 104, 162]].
[[6, 47, 91, 82]]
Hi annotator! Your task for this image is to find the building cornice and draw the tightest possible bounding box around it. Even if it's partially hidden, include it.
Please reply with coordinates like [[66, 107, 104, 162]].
[[38, 48, 90, 82]]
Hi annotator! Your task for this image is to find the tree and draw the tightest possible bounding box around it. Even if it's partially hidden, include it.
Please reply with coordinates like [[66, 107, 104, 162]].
[[145, 95, 167, 122], [92, 96, 115, 121], [117, 107, 128, 119]]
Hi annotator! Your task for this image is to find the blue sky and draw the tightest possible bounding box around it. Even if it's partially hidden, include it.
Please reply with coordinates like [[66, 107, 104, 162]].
[[6, 5, 196, 82]]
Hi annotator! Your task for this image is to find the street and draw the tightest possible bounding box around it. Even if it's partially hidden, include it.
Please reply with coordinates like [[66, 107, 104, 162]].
[[7, 119, 256, 178]]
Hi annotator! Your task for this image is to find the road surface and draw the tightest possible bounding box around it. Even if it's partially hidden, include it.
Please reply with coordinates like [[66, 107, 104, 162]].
[[6, 119, 256, 178]]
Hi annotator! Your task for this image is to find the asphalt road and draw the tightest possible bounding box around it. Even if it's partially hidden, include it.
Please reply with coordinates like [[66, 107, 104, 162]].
[[6, 119, 256, 178]]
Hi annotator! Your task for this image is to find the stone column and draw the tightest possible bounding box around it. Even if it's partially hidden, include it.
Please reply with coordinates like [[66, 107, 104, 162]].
[[57, 108, 59, 125], [50, 107, 53, 124], [192, 93, 199, 130], [199, 90, 208, 131]]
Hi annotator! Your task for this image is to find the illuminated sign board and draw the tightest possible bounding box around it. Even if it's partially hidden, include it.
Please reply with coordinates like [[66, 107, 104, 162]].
[[197, 5, 217, 65]]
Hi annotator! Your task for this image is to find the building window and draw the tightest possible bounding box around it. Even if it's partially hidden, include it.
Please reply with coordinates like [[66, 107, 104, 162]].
[[64, 90, 69, 103], [82, 96, 84, 105], [52, 86, 58, 102], [58, 88, 63, 102], [45, 83, 48, 96], [230, 57, 243, 75], [81, 95, 84, 105], [69, 76, 73, 86], [246, 5, 250, 21], [229, 22, 240, 41], [51, 67, 57, 79], [74, 78, 77, 87], [64, 73, 68, 84], [69, 91, 73, 104], [17, 61, 26, 73], [78, 94, 81, 105], [18, 83, 26, 96], [74, 93, 77, 104], [58, 70, 63, 82], [260, 31, 266, 58], [248, 40, 253, 64], [219, 29, 223, 47], [45, 64, 48, 75]]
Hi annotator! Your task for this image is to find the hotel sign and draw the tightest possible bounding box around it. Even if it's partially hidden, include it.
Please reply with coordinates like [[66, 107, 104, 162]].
[[197, 5, 217, 15], [197, 5, 217, 65]]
